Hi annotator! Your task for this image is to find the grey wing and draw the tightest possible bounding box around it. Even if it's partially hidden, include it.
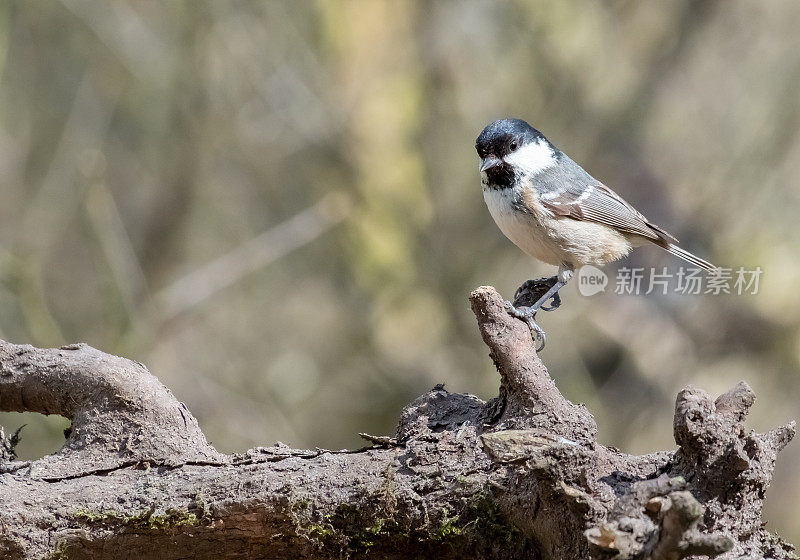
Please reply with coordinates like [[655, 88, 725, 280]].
[[536, 157, 677, 246]]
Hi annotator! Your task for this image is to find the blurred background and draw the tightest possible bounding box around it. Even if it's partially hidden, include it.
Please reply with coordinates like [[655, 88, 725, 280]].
[[0, 0, 797, 541]]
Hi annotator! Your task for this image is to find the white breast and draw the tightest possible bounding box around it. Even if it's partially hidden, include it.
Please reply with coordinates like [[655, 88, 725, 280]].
[[482, 183, 633, 267], [482, 185, 564, 266]]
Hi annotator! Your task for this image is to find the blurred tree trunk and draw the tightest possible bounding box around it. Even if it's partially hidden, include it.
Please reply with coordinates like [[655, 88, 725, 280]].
[[0, 286, 795, 560]]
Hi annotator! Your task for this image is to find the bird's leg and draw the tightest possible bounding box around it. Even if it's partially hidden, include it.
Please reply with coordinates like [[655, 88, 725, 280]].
[[529, 270, 570, 311], [504, 266, 574, 351]]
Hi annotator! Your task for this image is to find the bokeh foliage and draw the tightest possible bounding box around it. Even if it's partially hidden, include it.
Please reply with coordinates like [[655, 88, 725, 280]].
[[0, 0, 797, 541]]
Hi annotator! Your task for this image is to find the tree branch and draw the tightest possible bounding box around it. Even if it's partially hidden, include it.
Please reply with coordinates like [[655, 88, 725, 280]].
[[0, 341, 222, 479], [0, 286, 795, 559]]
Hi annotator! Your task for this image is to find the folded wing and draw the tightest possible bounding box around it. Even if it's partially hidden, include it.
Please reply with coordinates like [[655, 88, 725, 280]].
[[537, 181, 716, 271], [539, 181, 677, 248]]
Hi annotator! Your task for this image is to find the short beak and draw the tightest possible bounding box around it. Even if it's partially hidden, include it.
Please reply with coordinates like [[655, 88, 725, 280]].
[[480, 155, 502, 172]]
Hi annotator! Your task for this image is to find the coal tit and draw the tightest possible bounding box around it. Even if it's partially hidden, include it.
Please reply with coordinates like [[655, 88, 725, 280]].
[[476, 118, 716, 349]]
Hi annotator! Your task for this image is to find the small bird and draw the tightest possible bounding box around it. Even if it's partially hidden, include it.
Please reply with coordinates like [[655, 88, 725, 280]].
[[476, 118, 716, 350]]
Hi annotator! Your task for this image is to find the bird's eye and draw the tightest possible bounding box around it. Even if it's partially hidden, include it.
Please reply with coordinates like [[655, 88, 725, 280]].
[[510, 141, 518, 151]]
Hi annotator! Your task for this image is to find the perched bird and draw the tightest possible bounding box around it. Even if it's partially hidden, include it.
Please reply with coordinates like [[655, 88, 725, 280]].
[[476, 118, 716, 350]]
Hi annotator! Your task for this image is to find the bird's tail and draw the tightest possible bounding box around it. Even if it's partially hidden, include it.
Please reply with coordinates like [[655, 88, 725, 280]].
[[664, 243, 718, 273]]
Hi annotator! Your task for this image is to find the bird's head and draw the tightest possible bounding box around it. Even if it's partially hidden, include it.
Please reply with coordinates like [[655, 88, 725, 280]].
[[475, 119, 556, 188]]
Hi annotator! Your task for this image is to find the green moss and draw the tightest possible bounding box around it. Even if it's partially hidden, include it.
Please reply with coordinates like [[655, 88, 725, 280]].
[[308, 523, 337, 538], [466, 493, 521, 544], [73, 509, 108, 523], [52, 508, 204, 559], [296, 490, 520, 555], [431, 513, 462, 541], [74, 507, 200, 530], [300, 501, 408, 553]]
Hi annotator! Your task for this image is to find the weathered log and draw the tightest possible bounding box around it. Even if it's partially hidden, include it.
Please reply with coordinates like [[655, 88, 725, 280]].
[[0, 286, 794, 559]]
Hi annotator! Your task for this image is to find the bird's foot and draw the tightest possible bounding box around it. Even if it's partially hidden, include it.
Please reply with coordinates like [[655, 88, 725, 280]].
[[504, 301, 546, 352], [513, 276, 561, 311]]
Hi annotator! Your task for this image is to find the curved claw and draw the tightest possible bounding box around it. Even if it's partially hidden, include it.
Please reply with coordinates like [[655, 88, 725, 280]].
[[527, 319, 546, 352], [504, 301, 547, 352]]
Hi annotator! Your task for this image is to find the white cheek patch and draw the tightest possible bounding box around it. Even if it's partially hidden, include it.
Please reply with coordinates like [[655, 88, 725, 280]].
[[504, 139, 555, 176]]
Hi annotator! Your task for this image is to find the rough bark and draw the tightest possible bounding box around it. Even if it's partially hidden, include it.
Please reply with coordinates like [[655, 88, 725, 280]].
[[0, 286, 795, 559]]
